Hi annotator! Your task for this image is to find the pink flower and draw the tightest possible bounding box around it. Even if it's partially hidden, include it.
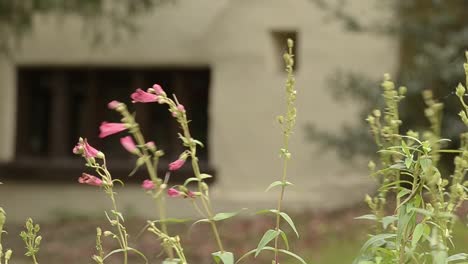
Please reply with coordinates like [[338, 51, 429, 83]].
[[120, 136, 138, 154], [152, 84, 165, 95], [108, 100, 121, 110], [73, 139, 100, 158], [177, 104, 185, 112], [141, 180, 155, 190], [167, 188, 182, 197], [169, 158, 186, 171], [99, 122, 127, 138], [146, 141, 156, 150], [172, 104, 186, 117], [131, 88, 158, 103], [78, 173, 103, 187]]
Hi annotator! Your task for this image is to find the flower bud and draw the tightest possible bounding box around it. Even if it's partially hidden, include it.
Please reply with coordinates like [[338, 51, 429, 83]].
[[5, 249, 12, 261], [398, 86, 407, 95], [373, 109, 381, 117], [456, 83, 466, 98], [287, 38, 294, 48], [104, 231, 113, 237]]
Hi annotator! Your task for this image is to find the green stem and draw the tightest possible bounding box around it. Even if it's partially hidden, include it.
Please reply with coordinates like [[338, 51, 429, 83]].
[[31, 254, 39, 264], [108, 190, 128, 264], [180, 118, 225, 253], [132, 130, 175, 260]]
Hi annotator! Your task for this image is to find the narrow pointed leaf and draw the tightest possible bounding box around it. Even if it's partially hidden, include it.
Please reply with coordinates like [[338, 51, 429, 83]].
[[212, 251, 234, 264], [255, 229, 280, 257], [279, 212, 299, 237]]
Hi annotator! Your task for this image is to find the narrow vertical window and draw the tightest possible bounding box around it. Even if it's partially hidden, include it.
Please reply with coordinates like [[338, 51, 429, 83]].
[[272, 30, 298, 72]]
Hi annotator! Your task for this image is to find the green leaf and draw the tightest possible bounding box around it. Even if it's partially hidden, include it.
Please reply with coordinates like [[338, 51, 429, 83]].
[[184, 177, 200, 186], [192, 139, 205, 148], [358, 233, 396, 254], [397, 189, 411, 199], [200, 173, 213, 180], [355, 214, 377, 221], [279, 212, 299, 237], [419, 156, 432, 173], [255, 229, 280, 257], [279, 229, 289, 250], [162, 259, 182, 264], [212, 210, 243, 222], [411, 223, 426, 249], [265, 181, 293, 192], [255, 209, 279, 215], [153, 218, 192, 224], [212, 251, 234, 264], [401, 140, 410, 156], [405, 156, 413, 169], [448, 253, 468, 262], [259, 247, 307, 264], [381, 215, 397, 229]]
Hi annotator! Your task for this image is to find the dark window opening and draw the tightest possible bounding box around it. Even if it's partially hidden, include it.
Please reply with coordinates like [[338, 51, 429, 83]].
[[7, 67, 213, 183]]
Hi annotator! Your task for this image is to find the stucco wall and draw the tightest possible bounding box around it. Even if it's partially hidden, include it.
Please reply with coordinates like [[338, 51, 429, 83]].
[[0, 0, 397, 222]]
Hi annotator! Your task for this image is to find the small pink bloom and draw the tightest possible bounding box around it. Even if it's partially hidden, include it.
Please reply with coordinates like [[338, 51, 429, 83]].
[[169, 158, 186, 171], [78, 173, 103, 187], [177, 104, 185, 112], [167, 188, 182, 197], [131, 88, 158, 103], [152, 84, 165, 95], [172, 104, 186, 117], [73, 139, 100, 158], [141, 180, 155, 190], [108, 100, 121, 110], [83, 140, 100, 158], [120, 136, 137, 154], [99, 122, 127, 138], [187, 191, 196, 198], [146, 141, 156, 150]]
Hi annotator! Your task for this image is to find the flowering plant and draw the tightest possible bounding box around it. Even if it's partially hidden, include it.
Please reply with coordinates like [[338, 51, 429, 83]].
[[0, 39, 305, 264], [354, 54, 468, 264]]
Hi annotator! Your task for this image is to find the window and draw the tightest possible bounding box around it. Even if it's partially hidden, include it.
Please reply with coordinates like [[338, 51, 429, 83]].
[[6, 67, 213, 183], [272, 30, 298, 72]]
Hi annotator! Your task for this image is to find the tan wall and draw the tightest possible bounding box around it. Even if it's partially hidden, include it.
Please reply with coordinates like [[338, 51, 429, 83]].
[[0, 0, 397, 222]]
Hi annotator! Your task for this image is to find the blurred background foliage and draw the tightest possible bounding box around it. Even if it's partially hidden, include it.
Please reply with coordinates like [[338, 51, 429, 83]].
[[306, 0, 468, 170], [0, 0, 171, 56]]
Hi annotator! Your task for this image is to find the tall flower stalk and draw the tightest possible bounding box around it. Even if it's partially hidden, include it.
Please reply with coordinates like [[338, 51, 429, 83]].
[[237, 39, 305, 264], [105, 101, 174, 260], [74, 139, 146, 264], [272, 38, 298, 264]]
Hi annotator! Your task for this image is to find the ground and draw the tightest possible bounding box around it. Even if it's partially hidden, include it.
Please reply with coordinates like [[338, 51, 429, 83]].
[[2, 203, 467, 264]]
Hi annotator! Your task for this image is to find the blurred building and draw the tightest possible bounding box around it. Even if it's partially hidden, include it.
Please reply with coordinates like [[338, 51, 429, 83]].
[[0, 0, 396, 222]]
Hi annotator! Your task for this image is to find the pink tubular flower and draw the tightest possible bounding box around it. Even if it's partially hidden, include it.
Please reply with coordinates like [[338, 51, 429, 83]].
[[152, 84, 165, 95], [120, 136, 138, 154], [141, 180, 155, 190], [78, 173, 103, 187], [146, 141, 156, 150], [169, 158, 186, 171], [108, 100, 121, 110], [73, 138, 100, 158], [99, 122, 127, 138], [131, 88, 158, 103], [177, 104, 185, 112], [167, 188, 182, 198]]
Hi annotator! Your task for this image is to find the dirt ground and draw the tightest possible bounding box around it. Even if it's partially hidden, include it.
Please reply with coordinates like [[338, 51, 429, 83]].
[[2, 202, 466, 264]]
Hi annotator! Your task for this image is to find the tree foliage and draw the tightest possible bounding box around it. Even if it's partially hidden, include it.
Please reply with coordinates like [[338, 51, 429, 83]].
[[0, 0, 171, 56], [307, 0, 468, 167]]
